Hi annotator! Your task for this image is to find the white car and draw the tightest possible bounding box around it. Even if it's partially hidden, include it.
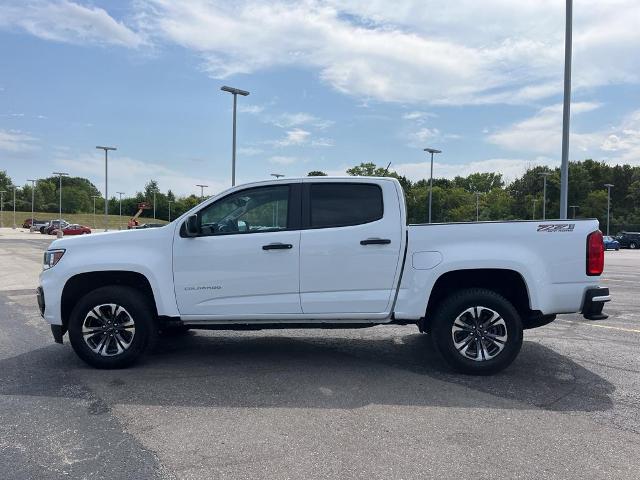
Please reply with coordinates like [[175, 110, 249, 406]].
[[37, 177, 610, 374]]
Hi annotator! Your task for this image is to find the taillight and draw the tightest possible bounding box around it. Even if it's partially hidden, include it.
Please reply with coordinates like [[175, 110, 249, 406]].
[[586, 230, 604, 276]]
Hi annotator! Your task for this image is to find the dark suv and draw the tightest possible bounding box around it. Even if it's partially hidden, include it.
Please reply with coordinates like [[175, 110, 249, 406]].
[[616, 232, 640, 249]]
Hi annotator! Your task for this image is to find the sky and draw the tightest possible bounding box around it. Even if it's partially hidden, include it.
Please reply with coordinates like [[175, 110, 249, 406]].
[[0, 0, 639, 196]]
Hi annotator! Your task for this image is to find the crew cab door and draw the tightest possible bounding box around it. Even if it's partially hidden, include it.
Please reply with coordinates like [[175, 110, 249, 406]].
[[299, 180, 404, 314], [173, 183, 302, 317]]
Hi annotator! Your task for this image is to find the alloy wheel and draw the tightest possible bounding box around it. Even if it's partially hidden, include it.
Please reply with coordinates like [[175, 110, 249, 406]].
[[451, 306, 507, 362], [82, 303, 136, 356]]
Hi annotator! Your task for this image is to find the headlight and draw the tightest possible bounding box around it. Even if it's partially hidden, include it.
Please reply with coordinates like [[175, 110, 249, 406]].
[[43, 249, 65, 270]]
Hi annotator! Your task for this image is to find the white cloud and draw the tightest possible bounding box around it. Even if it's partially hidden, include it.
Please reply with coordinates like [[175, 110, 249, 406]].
[[136, 0, 640, 105], [0, 0, 144, 47], [407, 127, 440, 147], [311, 138, 334, 147], [402, 111, 436, 122], [237, 104, 264, 115], [0, 129, 38, 152], [269, 155, 298, 165], [272, 128, 311, 147], [54, 153, 228, 196], [237, 146, 263, 156], [488, 102, 603, 154], [394, 157, 556, 184]]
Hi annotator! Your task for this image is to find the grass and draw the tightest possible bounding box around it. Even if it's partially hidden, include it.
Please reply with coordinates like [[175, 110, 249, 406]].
[[7, 211, 169, 230]]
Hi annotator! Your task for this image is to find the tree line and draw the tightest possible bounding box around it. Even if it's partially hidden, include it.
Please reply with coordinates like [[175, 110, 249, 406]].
[[1, 159, 638, 232]]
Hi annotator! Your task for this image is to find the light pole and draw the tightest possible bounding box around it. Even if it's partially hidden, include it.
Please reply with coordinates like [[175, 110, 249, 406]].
[[532, 198, 537, 220], [96, 146, 116, 231], [604, 183, 614, 236], [0, 190, 5, 228], [423, 147, 441, 223], [92, 195, 100, 229], [569, 205, 579, 219], [52, 172, 68, 224], [153, 191, 156, 220], [196, 184, 208, 202], [559, 0, 573, 219], [474, 192, 482, 221], [538, 172, 551, 220], [27, 179, 37, 231], [221, 85, 250, 186], [12, 186, 17, 229], [168, 200, 173, 222], [117, 192, 125, 229]]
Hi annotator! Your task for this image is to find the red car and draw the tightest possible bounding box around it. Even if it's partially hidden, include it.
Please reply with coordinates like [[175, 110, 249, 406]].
[[51, 224, 91, 235]]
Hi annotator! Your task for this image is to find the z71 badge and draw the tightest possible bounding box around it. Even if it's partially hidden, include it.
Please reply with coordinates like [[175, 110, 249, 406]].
[[537, 224, 575, 232]]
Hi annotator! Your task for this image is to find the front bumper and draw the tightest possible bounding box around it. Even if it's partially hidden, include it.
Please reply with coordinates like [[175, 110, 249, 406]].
[[582, 287, 610, 320]]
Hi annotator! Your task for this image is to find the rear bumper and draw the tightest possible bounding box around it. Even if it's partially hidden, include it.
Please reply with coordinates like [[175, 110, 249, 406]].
[[581, 287, 610, 320]]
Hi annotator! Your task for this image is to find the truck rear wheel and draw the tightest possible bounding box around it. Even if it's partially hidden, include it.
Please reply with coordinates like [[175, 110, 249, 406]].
[[68, 286, 156, 369], [430, 288, 523, 375]]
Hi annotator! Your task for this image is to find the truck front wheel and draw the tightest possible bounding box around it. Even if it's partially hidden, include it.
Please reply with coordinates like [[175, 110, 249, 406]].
[[430, 288, 523, 375], [68, 286, 156, 369]]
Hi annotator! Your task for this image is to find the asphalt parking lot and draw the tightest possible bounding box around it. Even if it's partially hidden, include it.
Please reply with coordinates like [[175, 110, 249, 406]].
[[1, 227, 639, 479]]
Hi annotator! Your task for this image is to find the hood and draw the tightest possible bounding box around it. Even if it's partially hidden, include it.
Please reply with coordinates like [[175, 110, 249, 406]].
[[49, 224, 174, 250]]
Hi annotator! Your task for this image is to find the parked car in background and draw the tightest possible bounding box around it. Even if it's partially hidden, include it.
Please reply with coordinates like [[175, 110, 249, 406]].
[[42, 220, 68, 235], [603, 236, 620, 250], [51, 224, 91, 236], [616, 232, 640, 249], [23, 218, 48, 229]]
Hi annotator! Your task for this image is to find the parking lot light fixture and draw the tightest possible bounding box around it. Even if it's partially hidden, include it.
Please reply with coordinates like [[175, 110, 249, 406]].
[[569, 205, 579, 219], [221, 85, 250, 186], [532, 198, 537, 220], [96, 146, 116, 231], [52, 172, 69, 230], [271, 173, 284, 179], [423, 147, 442, 223], [196, 184, 208, 202], [168, 200, 173, 222], [27, 179, 37, 231], [0, 190, 5, 228], [538, 172, 551, 220], [604, 184, 614, 236]]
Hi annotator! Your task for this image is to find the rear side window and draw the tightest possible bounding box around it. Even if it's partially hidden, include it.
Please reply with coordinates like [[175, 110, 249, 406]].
[[310, 183, 383, 228]]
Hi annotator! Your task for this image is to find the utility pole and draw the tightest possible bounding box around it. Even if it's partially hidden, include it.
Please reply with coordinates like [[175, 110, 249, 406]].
[[0, 190, 5, 228], [532, 198, 537, 220], [92, 195, 100, 229], [96, 146, 116, 231], [423, 147, 441, 223], [196, 184, 208, 202], [27, 179, 37, 231], [604, 184, 614, 236], [538, 172, 551, 220], [52, 172, 69, 228], [168, 200, 173, 222], [117, 192, 125, 229], [153, 191, 156, 220], [221, 86, 250, 186], [474, 192, 482, 221], [569, 205, 579, 219], [12, 186, 17, 229], [559, 0, 573, 218]]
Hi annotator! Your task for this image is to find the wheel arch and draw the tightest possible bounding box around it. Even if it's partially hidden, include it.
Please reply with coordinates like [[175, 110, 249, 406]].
[[422, 268, 534, 331], [61, 271, 158, 328]]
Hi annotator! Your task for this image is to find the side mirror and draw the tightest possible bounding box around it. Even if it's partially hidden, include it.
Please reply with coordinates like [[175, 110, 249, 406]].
[[184, 214, 200, 237]]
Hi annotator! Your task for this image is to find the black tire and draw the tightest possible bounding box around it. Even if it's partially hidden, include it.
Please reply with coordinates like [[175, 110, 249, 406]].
[[430, 288, 523, 375], [68, 286, 157, 369], [630, 241, 638, 249]]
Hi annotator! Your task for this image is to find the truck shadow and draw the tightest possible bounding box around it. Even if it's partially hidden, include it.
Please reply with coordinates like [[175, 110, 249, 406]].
[[0, 330, 615, 413]]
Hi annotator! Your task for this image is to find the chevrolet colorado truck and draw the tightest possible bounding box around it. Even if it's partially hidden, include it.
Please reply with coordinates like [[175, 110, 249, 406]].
[[37, 177, 610, 374]]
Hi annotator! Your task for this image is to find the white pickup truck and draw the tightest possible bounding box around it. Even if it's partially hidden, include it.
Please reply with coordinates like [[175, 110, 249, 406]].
[[37, 177, 610, 374]]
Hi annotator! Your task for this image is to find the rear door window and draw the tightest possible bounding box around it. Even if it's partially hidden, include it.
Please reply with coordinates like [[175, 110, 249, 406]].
[[309, 183, 383, 228]]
